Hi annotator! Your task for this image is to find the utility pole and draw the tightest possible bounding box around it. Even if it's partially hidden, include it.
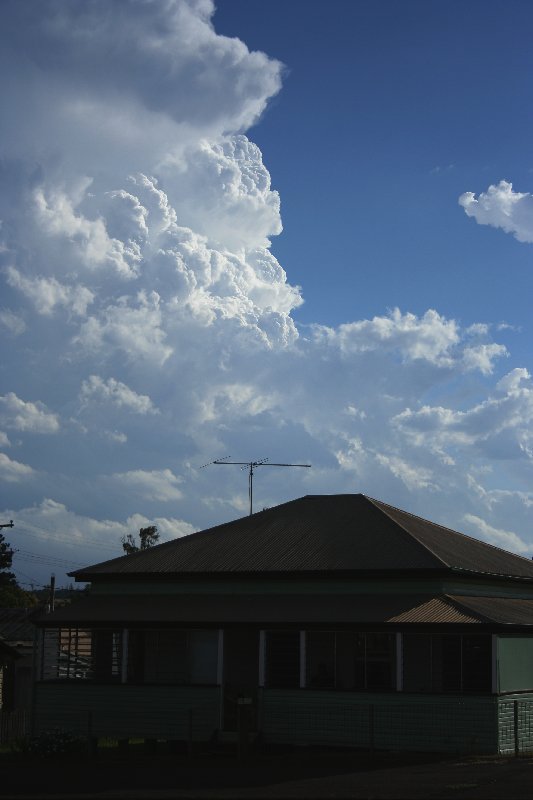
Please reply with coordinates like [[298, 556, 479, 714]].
[[202, 458, 311, 515]]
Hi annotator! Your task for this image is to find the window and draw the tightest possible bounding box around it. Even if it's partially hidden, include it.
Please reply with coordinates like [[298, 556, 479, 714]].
[[306, 631, 396, 691], [41, 627, 219, 685], [41, 628, 121, 682], [265, 631, 300, 688], [403, 634, 491, 693], [128, 629, 218, 685], [354, 632, 396, 691], [306, 631, 335, 688]]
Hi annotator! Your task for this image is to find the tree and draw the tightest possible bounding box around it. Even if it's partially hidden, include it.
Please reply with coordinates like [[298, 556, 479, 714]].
[[121, 525, 159, 555], [0, 529, 36, 607]]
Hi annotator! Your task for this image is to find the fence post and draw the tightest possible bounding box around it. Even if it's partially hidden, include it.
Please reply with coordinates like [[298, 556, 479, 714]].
[[369, 704, 375, 756], [514, 700, 519, 757], [188, 708, 193, 758]]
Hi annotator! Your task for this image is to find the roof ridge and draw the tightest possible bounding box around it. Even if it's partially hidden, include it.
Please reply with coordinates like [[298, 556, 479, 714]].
[[443, 594, 493, 623], [367, 495, 533, 565], [365, 495, 450, 568]]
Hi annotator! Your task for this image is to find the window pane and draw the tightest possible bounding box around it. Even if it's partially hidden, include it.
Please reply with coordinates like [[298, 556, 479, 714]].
[[306, 631, 335, 689], [432, 635, 461, 692], [366, 633, 395, 690], [143, 630, 188, 684], [189, 630, 218, 685], [403, 634, 431, 692], [127, 629, 145, 683], [266, 631, 300, 688], [462, 635, 491, 692], [335, 631, 356, 690], [354, 632, 366, 689]]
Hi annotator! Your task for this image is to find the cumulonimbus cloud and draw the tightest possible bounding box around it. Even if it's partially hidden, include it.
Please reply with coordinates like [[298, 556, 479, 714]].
[[0, 0, 532, 586]]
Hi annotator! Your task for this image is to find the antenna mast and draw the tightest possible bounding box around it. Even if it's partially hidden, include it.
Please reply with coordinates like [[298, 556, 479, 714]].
[[201, 457, 311, 515]]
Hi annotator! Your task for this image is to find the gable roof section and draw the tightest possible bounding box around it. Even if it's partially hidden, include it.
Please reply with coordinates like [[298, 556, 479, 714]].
[[71, 494, 533, 581]]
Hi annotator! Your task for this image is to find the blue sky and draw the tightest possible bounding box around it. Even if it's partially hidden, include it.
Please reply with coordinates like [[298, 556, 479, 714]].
[[1, 0, 533, 589], [217, 0, 533, 333]]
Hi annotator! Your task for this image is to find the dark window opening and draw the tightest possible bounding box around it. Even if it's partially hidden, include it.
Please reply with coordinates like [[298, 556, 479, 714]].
[[306, 631, 396, 692], [403, 634, 491, 693], [128, 629, 218, 685], [354, 632, 396, 691], [265, 631, 300, 688], [306, 631, 335, 688]]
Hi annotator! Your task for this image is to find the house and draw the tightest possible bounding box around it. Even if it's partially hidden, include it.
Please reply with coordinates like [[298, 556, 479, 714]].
[[0, 608, 35, 713], [0, 608, 36, 743], [32, 494, 533, 754]]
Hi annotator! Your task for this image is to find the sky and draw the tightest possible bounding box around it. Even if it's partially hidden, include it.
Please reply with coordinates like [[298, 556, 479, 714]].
[[2, 0, 533, 589]]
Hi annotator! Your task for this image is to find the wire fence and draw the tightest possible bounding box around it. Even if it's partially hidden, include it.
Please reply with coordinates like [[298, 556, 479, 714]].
[[5, 695, 533, 756]]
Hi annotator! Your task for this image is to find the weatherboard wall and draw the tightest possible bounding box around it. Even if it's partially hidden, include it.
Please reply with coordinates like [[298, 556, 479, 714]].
[[33, 683, 221, 741], [260, 690, 498, 753]]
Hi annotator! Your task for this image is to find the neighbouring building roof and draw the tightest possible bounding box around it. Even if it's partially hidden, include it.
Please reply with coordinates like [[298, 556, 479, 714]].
[[71, 494, 533, 582], [0, 608, 36, 643]]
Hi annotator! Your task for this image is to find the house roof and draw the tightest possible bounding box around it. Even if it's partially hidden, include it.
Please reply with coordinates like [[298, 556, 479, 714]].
[[71, 494, 533, 581], [36, 591, 533, 628], [0, 608, 36, 643]]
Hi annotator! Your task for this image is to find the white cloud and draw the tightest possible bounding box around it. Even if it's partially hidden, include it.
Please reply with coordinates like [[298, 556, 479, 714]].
[[0, 309, 26, 335], [107, 431, 128, 444], [315, 308, 460, 366], [0, 393, 60, 433], [74, 291, 173, 365], [463, 513, 529, 555], [0, 452, 34, 482], [34, 184, 141, 277], [461, 343, 508, 375], [80, 376, 158, 415], [393, 368, 533, 460], [112, 469, 183, 502], [6, 266, 94, 317], [459, 180, 533, 244], [1, 0, 533, 589], [165, 136, 282, 251], [375, 453, 437, 491], [2, 498, 195, 569], [0, 0, 283, 176]]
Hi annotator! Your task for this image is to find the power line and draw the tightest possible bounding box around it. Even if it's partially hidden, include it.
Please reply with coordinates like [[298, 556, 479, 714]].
[[7, 522, 121, 555], [14, 548, 85, 568]]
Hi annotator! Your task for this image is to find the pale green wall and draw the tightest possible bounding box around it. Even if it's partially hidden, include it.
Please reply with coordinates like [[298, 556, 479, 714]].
[[33, 683, 221, 741], [261, 689, 497, 753], [497, 637, 533, 693]]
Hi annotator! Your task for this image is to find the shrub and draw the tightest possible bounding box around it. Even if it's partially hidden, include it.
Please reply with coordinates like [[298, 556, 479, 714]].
[[26, 729, 86, 758]]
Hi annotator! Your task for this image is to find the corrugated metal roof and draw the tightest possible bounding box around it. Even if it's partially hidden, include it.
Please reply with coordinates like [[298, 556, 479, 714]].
[[38, 593, 485, 627], [449, 595, 533, 625], [0, 608, 36, 642], [389, 596, 484, 624], [71, 494, 533, 581], [368, 498, 533, 579]]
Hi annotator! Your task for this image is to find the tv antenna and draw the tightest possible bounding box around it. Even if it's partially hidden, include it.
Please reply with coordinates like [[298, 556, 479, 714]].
[[201, 457, 311, 516]]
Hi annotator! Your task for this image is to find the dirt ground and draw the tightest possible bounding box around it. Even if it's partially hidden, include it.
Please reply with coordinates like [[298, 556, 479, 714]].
[[2, 747, 533, 799]]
